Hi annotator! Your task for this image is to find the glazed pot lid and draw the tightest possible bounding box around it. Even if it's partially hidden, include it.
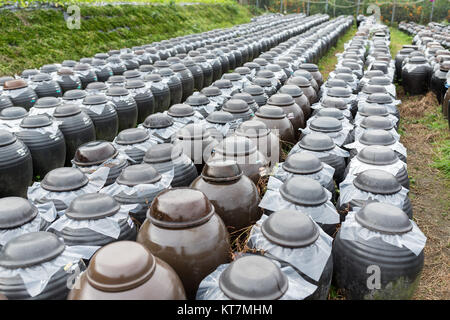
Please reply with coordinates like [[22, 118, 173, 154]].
[[268, 94, 295, 107], [40, 64, 59, 73], [244, 85, 264, 96], [279, 85, 303, 97], [334, 66, 353, 74], [57, 68, 75, 76], [92, 59, 107, 67], [287, 76, 310, 87], [139, 65, 155, 73], [359, 129, 396, 146], [170, 63, 187, 72], [218, 255, 289, 300], [83, 94, 108, 105], [31, 73, 51, 82], [214, 79, 233, 89], [360, 115, 394, 130], [362, 84, 387, 95], [143, 113, 173, 129], [262, 209, 320, 248], [215, 136, 257, 156], [335, 73, 355, 83], [283, 152, 323, 175], [125, 80, 146, 89], [3, 79, 27, 90], [0, 197, 38, 229], [86, 241, 156, 292], [35, 97, 62, 109], [73, 141, 118, 166], [309, 116, 342, 133], [0, 129, 17, 147], [117, 163, 161, 186], [364, 70, 384, 78], [41, 167, 89, 192], [0, 232, 65, 269], [300, 63, 319, 72], [358, 104, 389, 117], [158, 68, 174, 77], [293, 70, 313, 81], [235, 120, 270, 138], [20, 114, 52, 128], [21, 69, 40, 78], [232, 93, 256, 105], [116, 128, 150, 145], [144, 143, 182, 163], [316, 108, 344, 120], [298, 132, 335, 152], [66, 193, 121, 220], [223, 73, 242, 81], [177, 123, 209, 140], [123, 70, 141, 79], [201, 159, 243, 182], [235, 67, 251, 75], [369, 76, 391, 86], [280, 176, 328, 206], [145, 74, 163, 82], [183, 59, 196, 67], [253, 77, 272, 87], [321, 96, 347, 110], [353, 169, 402, 195], [87, 82, 108, 91], [325, 79, 347, 88], [107, 76, 126, 84], [355, 202, 413, 235], [53, 104, 82, 118], [410, 56, 427, 64], [106, 86, 129, 97], [63, 89, 87, 100], [94, 53, 109, 60], [167, 104, 195, 117], [366, 93, 393, 104], [0, 107, 28, 120], [327, 86, 351, 98], [255, 105, 286, 119], [200, 86, 221, 97], [253, 58, 269, 66], [154, 60, 171, 68], [193, 56, 207, 63], [149, 188, 215, 229], [276, 61, 289, 69], [186, 94, 209, 106], [223, 99, 250, 113], [243, 62, 260, 70], [357, 145, 399, 165], [206, 111, 234, 124], [74, 63, 90, 71], [256, 70, 275, 79], [120, 53, 136, 60]]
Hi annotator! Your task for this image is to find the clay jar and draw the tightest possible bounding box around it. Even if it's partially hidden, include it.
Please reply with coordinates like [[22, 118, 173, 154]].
[[137, 188, 231, 299], [253, 105, 296, 144], [286, 76, 317, 105], [267, 93, 304, 134], [191, 160, 261, 234], [222, 99, 253, 122], [81, 94, 119, 142], [105, 86, 138, 132], [299, 63, 323, 87], [2, 79, 37, 111], [68, 241, 186, 300], [278, 84, 310, 124], [114, 128, 151, 163]]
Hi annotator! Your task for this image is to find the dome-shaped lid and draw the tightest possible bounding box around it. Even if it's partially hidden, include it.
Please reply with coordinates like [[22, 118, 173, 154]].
[[86, 241, 156, 292], [410, 56, 427, 64], [185, 94, 209, 106], [279, 85, 303, 97], [235, 67, 251, 75], [223, 73, 242, 81], [334, 66, 353, 74], [232, 93, 255, 105], [235, 120, 269, 138], [366, 93, 393, 104], [256, 70, 275, 79], [358, 104, 389, 117], [364, 70, 384, 78], [280, 176, 328, 206], [353, 169, 402, 195], [0, 197, 38, 229], [73, 63, 90, 71], [63, 89, 87, 100], [360, 115, 394, 130], [200, 86, 221, 97], [298, 132, 335, 151], [123, 70, 141, 79], [170, 63, 187, 72], [66, 193, 121, 220], [283, 152, 323, 174], [0, 130, 17, 147], [325, 79, 347, 88], [106, 86, 129, 97], [215, 136, 257, 156], [320, 97, 345, 114], [167, 104, 194, 117], [316, 108, 344, 120], [309, 116, 343, 133], [53, 104, 81, 118], [41, 167, 89, 192], [0, 107, 28, 120], [327, 86, 351, 98], [355, 202, 412, 235], [145, 74, 162, 82], [86, 82, 108, 91], [21, 69, 40, 78], [57, 68, 75, 76], [115, 128, 149, 145], [244, 85, 264, 96], [143, 143, 182, 163], [262, 209, 319, 248], [40, 64, 59, 73], [3, 79, 27, 90], [143, 113, 173, 129], [362, 84, 387, 95], [20, 114, 52, 128], [94, 53, 109, 60], [177, 123, 209, 140], [335, 73, 355, 83], [357, 145, 398, 165], [359, 129, 396, 146], [125, 80, 146, 89], [299, 63, 319, 72], [149, 188, 215, 229], [287, 76, 310, 87], [222, 99, 249, 113], [201, 159, 242, 182], [253, 58, 269, 66], [214, 79, 233, 89], [158, 68, 175, 77], [117, 163, 161, 186], [91, 59, 107, 67], [0, 232, 65, 268], [369, 76, 391, 86], [267, 93, 295, 107], [218, 255, 289, 300], [293, 70, 313, 81], [107, 76, 126, 84], [154, 60, 170, 68], [73, 141, 118, 166], [206, 111, 234, 124], [139, 65, 155, 73], [183, 59, 196, 67], [31, 73, 51, 82], [83, 94, 108, 105], [255, 105, 286, 119], [34, 97, 62, 109], [253, 77, 272, 87]]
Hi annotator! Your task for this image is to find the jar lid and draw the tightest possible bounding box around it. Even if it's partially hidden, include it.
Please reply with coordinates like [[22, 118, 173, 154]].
[[139, 65, 155, 73], [0, 107, 28, 120], [94, 53, 109, 60], [117, 163, 161, 186], [41, 167, 89, 192], [300, 63, 319, 72], [215, 136, 257, 157], [369, 76, 391, 86], [86, 82, 108, 91], [145, 74, 162, 82], [252, 77, 271, 87], [0, 130, 17, 147], [235, 67, 251, 75], [86, 241, 156, 292], [167, 104, 195, 117], [223, 73, 242, 81], [143, 143, 182, 163], [362, 84, 387, 95], [201, 159, 243, 182], [358, 104, 389, 117], [31, 73, 51, 82], [357, 145, 399, 165], [366, 93, 393, 104], [123, 70, 141, 79], [149, 188, 215, 229], [309, 116, 343, 133], [256, 70, 275, 79], [200, 86, 221, 97], [66, 193, 121, 220], [355, 202, 412, 235], [283, 152, 323, 174], [280, 176, 328, 206], [107, 76, 126, 84], [364, 70, 384, 78], [360, 115, 394, 130], [279, 85, 303, 97], [222, 99, 249, 113], [235, 120, 270, 138], [143, 113, 173, 129], [267, 93, 295, 107], [57, 68, 75, 76], [21, 69, 40, 78], [334, 66, 352, 74], [410, 56, 427, 64], [293, 70, 313, 81], [327, 86, 351, 98], [158, 68, 174, 77], [325, 79, 347, 88], [177, 123, 209, 140], [214, 79, 233, 89], [0, 197, 38, 229], [73, 141, 118, 166], [115, 128, 149, 145], [53, 104, 81, 118], [316, 108, 344, 120], [254, 105, 285, 119], [244, 85, 264, 96], [106, 86, 129, 97], [3, 79, 27, 90], [125, 80, 146, 89], [298, 132, 335, 151], [64, 91, 88, 104], [335, 73, 355, 83], [0, 232, 65, 268], [353, 169, 402, 195], [20, 114, 52, 128], [83, 94, 108, 105], [73, 63, 90, 71], [34, 97, 62, 109], [91, 59, 106, 67], [218, 255, 288, 300], [205, 111, 233, 124], [40, 64, 59, 73], [185, 94, 209, 106], [253, 58, 269, 66], [287, 76, 310, 87], [232, 93, 256, 105], [170, 63, 187, 72], [359, 129, 396, 146], [262, 209, 320, 248]]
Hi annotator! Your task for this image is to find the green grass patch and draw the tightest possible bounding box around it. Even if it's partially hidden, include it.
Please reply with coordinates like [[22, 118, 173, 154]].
[[389, 27, 413, 58]]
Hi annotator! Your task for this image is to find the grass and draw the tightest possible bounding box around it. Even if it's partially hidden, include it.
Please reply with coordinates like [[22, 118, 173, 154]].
[[0, 0, 236, 7], [0, 3, 256, 76], [389, 27, 413, 58]]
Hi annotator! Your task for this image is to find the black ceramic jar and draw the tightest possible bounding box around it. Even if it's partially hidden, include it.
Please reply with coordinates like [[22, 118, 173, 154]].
[[81, 94, 119, 142]]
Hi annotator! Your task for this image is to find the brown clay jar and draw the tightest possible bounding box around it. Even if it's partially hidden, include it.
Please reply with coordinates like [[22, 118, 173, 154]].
[[253, 105, 296, 144], [267, 93, 304, 135]]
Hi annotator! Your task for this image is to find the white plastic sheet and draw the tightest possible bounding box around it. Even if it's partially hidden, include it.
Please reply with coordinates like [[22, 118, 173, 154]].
[[270, 162, 335, 188], [354, 126, 400, 141], [301, 126, 352, 147], [346, 156, 407, 178], [345, 139, 407, 158], [289, 142, 350, 159]]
